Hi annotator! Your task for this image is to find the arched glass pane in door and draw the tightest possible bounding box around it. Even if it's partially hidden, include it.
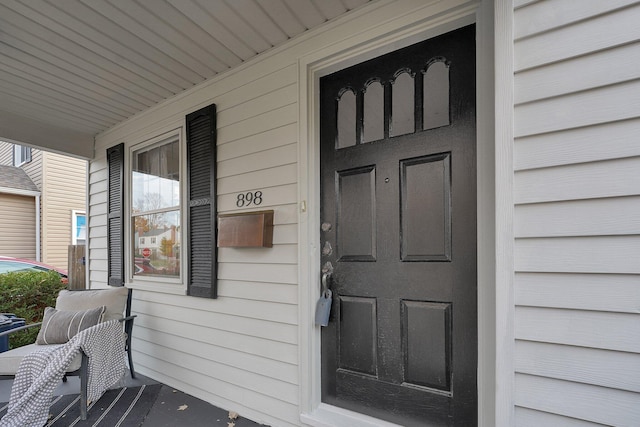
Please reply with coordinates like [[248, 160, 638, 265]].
[[391, 71, 414, 137], [423, 61, 450, 130], [363, 80, 384, 143], [337, 89, 357, 149]]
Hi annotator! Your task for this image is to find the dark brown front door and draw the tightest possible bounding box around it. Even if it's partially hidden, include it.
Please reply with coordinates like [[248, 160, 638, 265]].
[[320, 25, 477, 426]]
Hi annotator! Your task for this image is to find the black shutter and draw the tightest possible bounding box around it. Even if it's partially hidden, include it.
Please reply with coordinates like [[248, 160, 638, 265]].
[[107, 143, 125, 287], [186, 104, 217, 298]]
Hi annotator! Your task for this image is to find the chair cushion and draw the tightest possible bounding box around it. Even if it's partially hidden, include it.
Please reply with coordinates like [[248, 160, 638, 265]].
[[36, 306, 105, 345], [0, 343, 82, 375], [56, 287, 129, 322]]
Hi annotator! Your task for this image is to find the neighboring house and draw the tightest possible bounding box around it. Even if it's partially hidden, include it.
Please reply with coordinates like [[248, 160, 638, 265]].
[[0, 1, 638, 426], [0, 164, 40, 260], [0, 142, 87, 271]]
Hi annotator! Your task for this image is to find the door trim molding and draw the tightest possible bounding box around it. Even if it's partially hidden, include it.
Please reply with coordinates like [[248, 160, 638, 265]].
[[297, 1, 503, 425]]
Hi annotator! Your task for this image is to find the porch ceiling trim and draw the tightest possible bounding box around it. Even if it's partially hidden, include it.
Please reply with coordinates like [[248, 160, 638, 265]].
[[0, 0, 370, 158]]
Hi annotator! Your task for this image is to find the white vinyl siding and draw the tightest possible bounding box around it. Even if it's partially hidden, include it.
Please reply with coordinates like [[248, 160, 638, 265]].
[[0, 193, 37, 259], [513, 1, 640, 425], [90, 35, 300, 427], [86, 1, 490, 425], [41, 152, 87, 270], [0, 143, 12, 164]]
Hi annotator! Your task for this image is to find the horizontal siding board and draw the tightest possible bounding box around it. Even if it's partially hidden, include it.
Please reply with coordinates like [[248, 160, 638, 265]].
[[515, 373, 640, 426], [514, 118, 640, 170], [272, 204, 299, 225], [216, 163, 297, 194], [217, 143, 297, 178], [514, 157, 640, 204], [271, 223, 298, 245], [133, 310, 297, 361], [134, 336, 298, 401], [136, 328, 298, 385], [515, 340, 640, 392], [218, 244, 297, 264], [514, 4, 640, 71], [514, 236, 640, 274], [515, 407, 607, 427], [218, 262, 298, 284], [217, 123, 297, 161], [514, 0, 639, 40], [217, 279, 298, 304], [211, 64, 296, 116], [515, 42, 640, 105], [515, 306, 640, 352], [515, 272, 640, 313], [0, 194, 36, 259], [217, 104, 297, 145], [514, 79, 640, 138], [135, 291, 297, 326], [89, 259, 107, 272], [133, 352, 300, 427], [514, 197, 640, 237], [217, 83, 297, 128], [88, 213, 106, 228]]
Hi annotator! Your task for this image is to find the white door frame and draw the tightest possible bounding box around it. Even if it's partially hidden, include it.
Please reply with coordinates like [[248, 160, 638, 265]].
[[297, 1, 513, 425]]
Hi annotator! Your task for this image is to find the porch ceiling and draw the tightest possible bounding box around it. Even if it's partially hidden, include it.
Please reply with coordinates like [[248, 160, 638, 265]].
[[0, 0, 370, 158]]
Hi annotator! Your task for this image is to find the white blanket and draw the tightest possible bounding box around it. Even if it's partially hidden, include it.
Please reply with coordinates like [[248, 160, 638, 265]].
[[0, 320, 126, 427]]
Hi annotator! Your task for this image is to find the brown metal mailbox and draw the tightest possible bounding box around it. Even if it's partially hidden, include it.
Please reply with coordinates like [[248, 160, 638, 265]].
[[217, 210, 274, 248]]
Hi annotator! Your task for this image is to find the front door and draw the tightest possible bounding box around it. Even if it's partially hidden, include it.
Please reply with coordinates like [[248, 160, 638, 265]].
[[320, 25, 476, 426]]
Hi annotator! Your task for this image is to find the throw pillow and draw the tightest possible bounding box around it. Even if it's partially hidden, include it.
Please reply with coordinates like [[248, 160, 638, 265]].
[[36, 306, 106, 345]]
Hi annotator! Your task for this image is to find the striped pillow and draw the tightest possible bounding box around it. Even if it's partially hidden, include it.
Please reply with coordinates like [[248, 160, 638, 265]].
[[36, 306, 105, 345]]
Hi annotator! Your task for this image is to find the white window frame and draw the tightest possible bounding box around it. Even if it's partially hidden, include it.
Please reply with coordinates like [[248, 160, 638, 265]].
[[126, 128, 186, 292], [13, 144, 31, 166], [71, 210, 86, 245]]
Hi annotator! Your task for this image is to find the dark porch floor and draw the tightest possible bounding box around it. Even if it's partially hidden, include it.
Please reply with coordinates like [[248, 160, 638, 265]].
[[0, 374, 265, 426]]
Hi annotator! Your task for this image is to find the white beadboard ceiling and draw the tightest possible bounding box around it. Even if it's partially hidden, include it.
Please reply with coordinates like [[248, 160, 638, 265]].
[[0, 0, 370, 157]]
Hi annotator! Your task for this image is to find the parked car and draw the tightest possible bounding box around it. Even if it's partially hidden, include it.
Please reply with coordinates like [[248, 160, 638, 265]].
[[0, 256, 68, 284]]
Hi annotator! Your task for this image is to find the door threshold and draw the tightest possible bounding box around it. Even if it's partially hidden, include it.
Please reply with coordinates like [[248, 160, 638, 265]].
[[301, 403, 403, 427]]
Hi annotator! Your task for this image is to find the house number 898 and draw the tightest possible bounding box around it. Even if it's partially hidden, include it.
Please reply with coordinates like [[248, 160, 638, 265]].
[[236, 191, 263, 207]]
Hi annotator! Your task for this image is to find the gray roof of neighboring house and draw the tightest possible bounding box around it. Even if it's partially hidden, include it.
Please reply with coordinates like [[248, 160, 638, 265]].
[[0, 164, 39, 194]]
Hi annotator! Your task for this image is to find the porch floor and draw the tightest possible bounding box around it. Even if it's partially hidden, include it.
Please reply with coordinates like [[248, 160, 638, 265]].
[[0, 373, 265, 426]]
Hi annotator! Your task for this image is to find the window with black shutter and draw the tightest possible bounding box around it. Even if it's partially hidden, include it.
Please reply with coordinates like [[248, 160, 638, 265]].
[[107, 143, 125, 286], [186, 104, 217, 298], [106, 104, 217, 297]]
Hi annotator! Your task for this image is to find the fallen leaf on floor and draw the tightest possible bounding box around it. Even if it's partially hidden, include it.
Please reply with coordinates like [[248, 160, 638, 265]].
[[229, 411, 238, 419], [177, 404, 188, 411], [172, 389, 177, 393], [228, 422, 235, 427]]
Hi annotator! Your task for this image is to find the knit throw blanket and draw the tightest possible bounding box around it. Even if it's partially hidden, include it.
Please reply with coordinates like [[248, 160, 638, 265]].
[[0, 320, 126, 427]]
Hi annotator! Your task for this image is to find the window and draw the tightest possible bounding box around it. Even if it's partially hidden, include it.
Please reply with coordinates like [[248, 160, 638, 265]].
[[131, 134, 181, 279], [107, 103, 218, 297], [72, 211, 86, 245], [13, 145, 32, 166]]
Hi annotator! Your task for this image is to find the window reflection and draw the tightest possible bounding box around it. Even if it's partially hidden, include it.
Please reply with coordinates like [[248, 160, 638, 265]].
[[131, 137, 180, 278]]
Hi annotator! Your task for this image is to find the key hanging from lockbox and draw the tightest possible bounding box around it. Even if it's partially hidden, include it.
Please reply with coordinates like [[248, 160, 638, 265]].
[[315, 272, 332, 327]]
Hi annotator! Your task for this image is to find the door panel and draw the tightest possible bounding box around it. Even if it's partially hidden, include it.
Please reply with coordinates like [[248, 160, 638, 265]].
[[320, 25, 477, 426]]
